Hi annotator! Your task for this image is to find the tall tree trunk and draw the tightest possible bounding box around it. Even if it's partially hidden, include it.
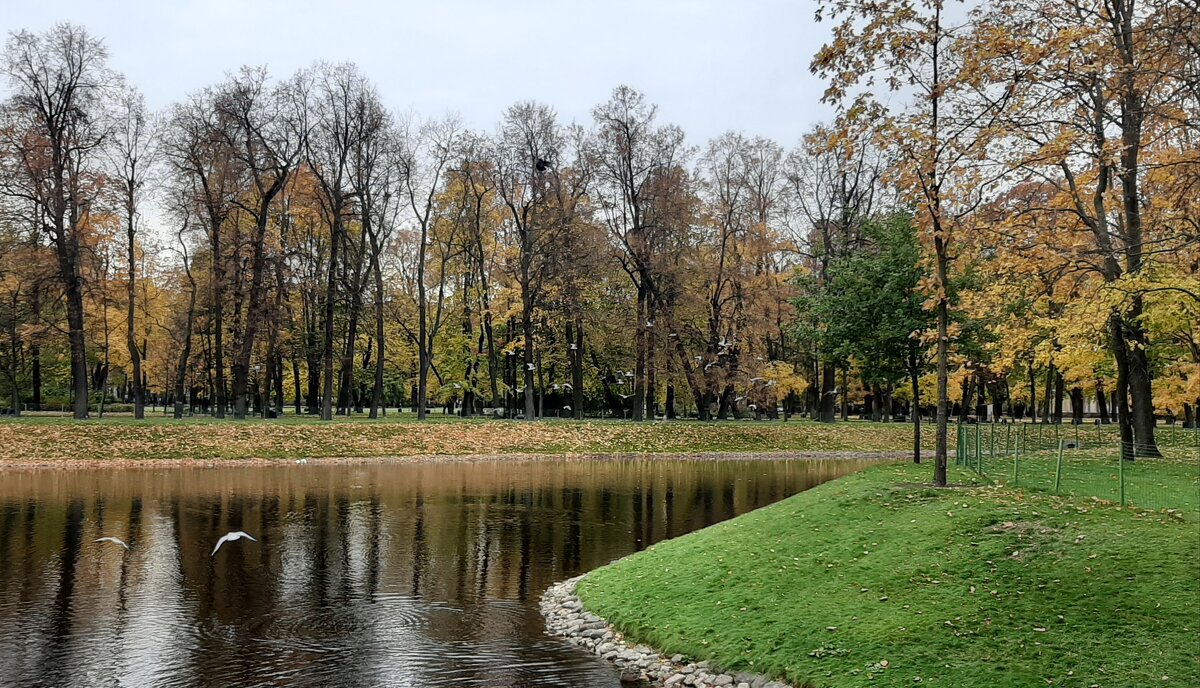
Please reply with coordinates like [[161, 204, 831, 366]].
[[1096, 379, 1110, 424], [337, 305, 361, 416], [370, 259, 386, 419], [1069, 387, 1085, 425], [7, 309, 20, 416], [1028, 361, 1037, 421], [62, 265, 89, 419], [126, 189, 144, 420], [30, 343, 41, 410], [818, 360, 836, 422], [959, 375, 972, 423], [1110, 314, 1136, 460], [572, 315, 584, 420], [1124, 302, 1160, 456], [1052, 369, 1065, 424], [521, 292, 536, 421], [645, 318, 657, 420], [841, 368, 849, 421], [30, 286, 41, 410], [632, 282, 647, 422], [291, 353, 302, 416], [210, 221, 226, 419], [910, 352, 921, 464], [172, 273, 197, 419], [1040, 367, 1053, 423], [322, 226, 340, 421]]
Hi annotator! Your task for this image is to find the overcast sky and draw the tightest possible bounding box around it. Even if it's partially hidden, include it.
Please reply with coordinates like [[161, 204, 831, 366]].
[[3, 0, 836, 149]]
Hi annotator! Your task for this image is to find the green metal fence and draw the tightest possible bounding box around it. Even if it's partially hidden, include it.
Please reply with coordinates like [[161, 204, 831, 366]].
[[955, 422, 1200, 513]]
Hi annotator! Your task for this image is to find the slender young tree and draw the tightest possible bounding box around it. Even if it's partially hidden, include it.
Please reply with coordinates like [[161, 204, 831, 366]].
[[107, 84, 155, 419], [397, 116, 460, 420]]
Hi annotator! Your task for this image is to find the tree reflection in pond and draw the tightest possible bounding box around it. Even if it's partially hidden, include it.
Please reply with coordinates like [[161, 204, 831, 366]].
[[0, 457, 874, 687]]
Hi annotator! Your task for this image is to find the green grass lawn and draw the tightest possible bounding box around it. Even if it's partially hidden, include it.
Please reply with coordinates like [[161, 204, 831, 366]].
[[577, 463, 1200, 688], [0, 415, 926, 463]]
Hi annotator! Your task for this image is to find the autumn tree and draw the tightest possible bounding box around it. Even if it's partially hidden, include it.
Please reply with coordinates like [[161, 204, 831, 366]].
[[785, 119, 887, 422], [589, 86, 688, 421], [301, 62, 388, 420], [813, 0, 1005, 484], [0, 24, 117, 419], [106, 83, 154, 418], [396, 116, 461, 420], [492, 102, 588, 419]]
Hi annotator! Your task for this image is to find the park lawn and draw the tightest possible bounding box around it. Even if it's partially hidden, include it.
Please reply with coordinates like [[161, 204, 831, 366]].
[[577, 462, 1200, 688], [0, 416, 925, 464]]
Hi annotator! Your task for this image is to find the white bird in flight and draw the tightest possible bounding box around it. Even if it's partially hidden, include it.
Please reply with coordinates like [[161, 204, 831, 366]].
[[212, 531, 257, 557], [95, 536, 129, 550]]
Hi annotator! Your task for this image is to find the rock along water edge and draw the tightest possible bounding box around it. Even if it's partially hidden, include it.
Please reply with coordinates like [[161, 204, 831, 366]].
[[540, 575, 796, 688]]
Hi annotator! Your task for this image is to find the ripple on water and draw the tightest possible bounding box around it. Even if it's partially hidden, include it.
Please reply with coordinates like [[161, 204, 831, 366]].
[[0, 457, 871, 687]]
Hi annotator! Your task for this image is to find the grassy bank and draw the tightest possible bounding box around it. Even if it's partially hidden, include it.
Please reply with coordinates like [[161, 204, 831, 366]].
[[577, 463, 1199, 687], [0, 416, 924, 464]]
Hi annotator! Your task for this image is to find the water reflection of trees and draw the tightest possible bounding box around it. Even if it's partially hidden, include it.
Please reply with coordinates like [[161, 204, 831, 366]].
[[0, 458, 870, 686]]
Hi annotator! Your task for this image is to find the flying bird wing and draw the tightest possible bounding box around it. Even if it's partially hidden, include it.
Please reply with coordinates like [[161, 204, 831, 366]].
[[212, 531, 257, 556], [95, 537, 129, 550]]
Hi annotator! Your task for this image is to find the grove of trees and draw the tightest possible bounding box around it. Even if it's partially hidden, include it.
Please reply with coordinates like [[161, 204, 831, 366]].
[[1, 6, 1196, 484]]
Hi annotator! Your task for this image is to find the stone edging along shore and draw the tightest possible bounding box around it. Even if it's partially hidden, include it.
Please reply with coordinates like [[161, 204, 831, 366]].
[[541, 575, 794, 688]]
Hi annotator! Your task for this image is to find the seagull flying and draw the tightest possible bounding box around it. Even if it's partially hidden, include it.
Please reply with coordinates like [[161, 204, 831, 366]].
[[526, 363, 536, 371], [569, 343, 578, 350], [95, 536, 129, 550], [562, 382, 573, 391], [617, 393, 633, 400], [750, 377, 765, 383], [212, 531, 257, 557]]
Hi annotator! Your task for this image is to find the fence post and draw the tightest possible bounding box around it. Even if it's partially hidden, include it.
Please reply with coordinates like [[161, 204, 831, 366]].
[[1118, 447, 1126, 506], [975, 423, 982, 474], [1054, 439, 1063, 493], [1012, 438, 1020, 486]]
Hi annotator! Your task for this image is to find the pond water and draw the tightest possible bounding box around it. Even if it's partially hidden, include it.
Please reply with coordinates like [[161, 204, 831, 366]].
[[0, 456, 873, 688]]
